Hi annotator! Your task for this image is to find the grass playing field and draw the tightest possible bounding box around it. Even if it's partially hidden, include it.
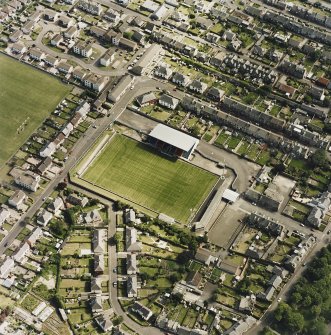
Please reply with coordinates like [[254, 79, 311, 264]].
[[82, 135, 218, 222], [0, 53, 71, 167]]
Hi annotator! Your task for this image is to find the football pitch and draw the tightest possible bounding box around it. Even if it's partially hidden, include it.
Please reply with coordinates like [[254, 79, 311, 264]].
[[0, 54, 71, 167], [82, 135, 218, 222]]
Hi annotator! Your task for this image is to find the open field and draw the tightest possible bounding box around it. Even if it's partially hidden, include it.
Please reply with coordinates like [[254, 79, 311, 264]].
[[0, 54, 71, 167], [80, 135, 218, 222]]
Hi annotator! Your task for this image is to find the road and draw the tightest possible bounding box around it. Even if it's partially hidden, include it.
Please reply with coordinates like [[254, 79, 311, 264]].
[[67, 184, 164, 335], [244, 234, 330, 335], [195, 141, 261, 193], [25, 10, 126, 77], [0, 76, 155, 254]]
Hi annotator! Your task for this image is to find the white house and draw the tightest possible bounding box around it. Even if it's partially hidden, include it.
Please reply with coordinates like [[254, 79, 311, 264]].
[[0, 207, 10, 225], [37, 210, 53, 226], [8, 190, 27, 210]]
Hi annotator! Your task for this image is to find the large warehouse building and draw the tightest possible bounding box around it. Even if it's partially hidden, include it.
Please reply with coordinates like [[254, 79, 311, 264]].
[[148, 124, 199, 159]]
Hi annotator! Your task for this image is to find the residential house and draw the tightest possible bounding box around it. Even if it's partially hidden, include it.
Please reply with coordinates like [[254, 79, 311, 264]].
[[136, 92, 157, 107], [206, 33, 220, 44], [91, 277, 102, 293], [172, 72, 190, 86], [127, 253, 137, 275], [27, 227, 43, 247], [44, 55, 59, 67], [44, 9, 58, 21], [127, 275, 138, 297], [13, 242, 30, 263], [58, 15, 75, 28], [15, 170, 40, 192], [50, 33, 63, 47], [223, 30, 236, 41], [64, 26, 78, 39], [11, 42, 26, 54], [72, 41, 93, 57], [278, 83, 296, 98], [309, 86, 325, 101], [278, 59, 306, 79], [124, 208, 136, 223], [186, 271, 202, 287], [84, 74, 107, 92], [154, 63, 172, 79], [0, 258, 15, 279], [0, 207, 10, 226], [151, 4, 168, 21], [22, 20, 34, 34], [95, 315, 113, 332], [29, 48, 45, 61], [108, 75, 134, 102], [37, 157, 52, 176], [90, 296, 103, 313], [307, 192, 330, 227], [37, 210, 53, 226], [158, 94, 179, 110], [57, 61, 73, 74], [126, 226, 142, 252], [90, 26, 107, 39], [195, 248, 216, 266], [61, 122, 74, 137], [103, 8, 120, 24], [48, 197, 64, 214], [67, 194, 89, 206], [207, 87, 225, 101], [8, 190, 27, 210], [268, 275, 282, 289], [189, 79, 208, 94], [119, 37, 137, 51], [40, 142, 56, 158], [100, 50, 115, 67], [77, 0, 102, 15], [72, 67, 87, 81], [131, 302, 153, 321], [92, 229, 105, 253], [94, 254, 105, 275], [85, 209, 103, 225]]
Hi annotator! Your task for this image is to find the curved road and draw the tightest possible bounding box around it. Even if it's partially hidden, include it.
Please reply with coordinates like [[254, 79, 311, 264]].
[[26, 18, 126, 77]]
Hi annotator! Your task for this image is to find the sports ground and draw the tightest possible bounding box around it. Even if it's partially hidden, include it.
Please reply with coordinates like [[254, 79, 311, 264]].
[[81, 134, 218, 222], [0, 54, 71, 167]]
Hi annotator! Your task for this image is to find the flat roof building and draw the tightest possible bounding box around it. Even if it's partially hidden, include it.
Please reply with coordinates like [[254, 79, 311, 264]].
[[148, 124, 199, 159]]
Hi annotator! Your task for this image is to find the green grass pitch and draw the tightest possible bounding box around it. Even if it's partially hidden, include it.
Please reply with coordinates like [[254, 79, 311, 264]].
[[0, 54, 71, 167], [82, 135, 218, 222]]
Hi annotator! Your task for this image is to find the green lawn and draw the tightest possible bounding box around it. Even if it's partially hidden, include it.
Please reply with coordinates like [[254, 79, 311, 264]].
[[0, 54, 71, 167], [81, 135, 217, 222]]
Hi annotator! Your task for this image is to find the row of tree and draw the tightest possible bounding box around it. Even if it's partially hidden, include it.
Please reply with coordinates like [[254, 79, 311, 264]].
[[272, 244, 331, 335]]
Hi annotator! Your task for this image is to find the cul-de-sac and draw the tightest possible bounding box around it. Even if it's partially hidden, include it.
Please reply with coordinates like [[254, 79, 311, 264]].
[[0, 0, 331, 334]]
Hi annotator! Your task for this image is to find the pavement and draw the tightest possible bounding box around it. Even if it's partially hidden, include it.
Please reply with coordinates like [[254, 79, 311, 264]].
[[196, 141, 261, 193]]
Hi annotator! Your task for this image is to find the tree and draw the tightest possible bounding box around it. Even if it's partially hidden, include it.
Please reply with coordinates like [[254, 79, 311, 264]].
[[169, 273, 181, 283], [304, 94, 313, 104], [291, 292, 302, 305], [310, 149, 327, 169], [172, 292, 183, 303], [324, 123, 331, 134], [286, 311, 304, 332], [177, 250, 193, 264], [310, 319, 327, 335], [49, 220, 66, 237], [272, 162, 285, 174]]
